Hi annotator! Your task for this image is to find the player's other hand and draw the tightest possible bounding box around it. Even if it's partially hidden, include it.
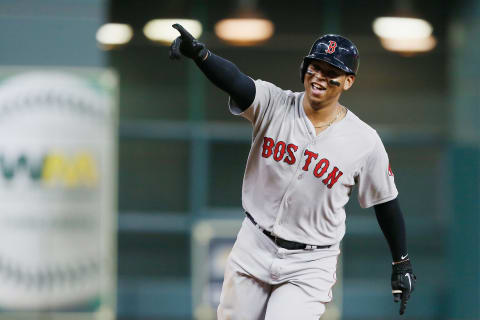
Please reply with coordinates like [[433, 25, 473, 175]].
[[391, 259, 416, 315], [169, 23, 209, 62]]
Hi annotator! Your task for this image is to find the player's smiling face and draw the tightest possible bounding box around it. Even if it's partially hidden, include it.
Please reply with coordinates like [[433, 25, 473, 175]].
[[303, 60, 355, 109]]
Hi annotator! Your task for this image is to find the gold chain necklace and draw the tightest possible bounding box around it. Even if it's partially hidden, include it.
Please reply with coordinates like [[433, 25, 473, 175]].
[[313, 106, 343, 128]]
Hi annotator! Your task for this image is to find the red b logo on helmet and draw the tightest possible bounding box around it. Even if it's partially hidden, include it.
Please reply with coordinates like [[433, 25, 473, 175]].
[[325, 41, 337, 54]]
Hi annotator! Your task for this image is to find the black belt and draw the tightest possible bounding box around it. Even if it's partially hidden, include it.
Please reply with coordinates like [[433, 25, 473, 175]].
[[245, 212, 331, 250]]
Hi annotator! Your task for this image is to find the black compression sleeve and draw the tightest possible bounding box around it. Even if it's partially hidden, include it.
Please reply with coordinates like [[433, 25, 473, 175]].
[[374, 198, 408, 262], [196, 52, 255, 111]]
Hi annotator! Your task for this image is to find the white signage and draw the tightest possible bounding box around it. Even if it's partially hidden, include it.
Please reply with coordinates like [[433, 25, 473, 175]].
[[0, 69, 117, 311]]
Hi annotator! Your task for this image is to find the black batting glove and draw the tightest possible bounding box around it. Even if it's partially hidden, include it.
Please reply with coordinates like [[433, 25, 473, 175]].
[[391, 259, 416, 315], [169, 24, 209, 63]]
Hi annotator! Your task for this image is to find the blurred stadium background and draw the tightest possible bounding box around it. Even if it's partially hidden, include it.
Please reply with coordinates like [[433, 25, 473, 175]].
[[0, 0, 479, 319]]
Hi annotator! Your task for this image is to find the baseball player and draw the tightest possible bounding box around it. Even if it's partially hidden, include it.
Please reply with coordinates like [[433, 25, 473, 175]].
[[169, 24, 416, 319]]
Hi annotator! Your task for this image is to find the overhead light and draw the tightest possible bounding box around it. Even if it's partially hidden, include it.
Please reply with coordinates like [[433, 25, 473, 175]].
[[380, 35, 437, 55], [143, 19, 202, 44], [373, 17, 433, 39], [214, 17, 274, 46], [372, 16, 436, 54], [96, 23, 133, 49]]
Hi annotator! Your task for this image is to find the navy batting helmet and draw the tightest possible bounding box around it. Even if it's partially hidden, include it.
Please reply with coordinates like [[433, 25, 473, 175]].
[[300, 34, 360, 83]]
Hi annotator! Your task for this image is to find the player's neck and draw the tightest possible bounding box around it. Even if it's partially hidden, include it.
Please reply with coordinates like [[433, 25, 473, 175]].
[[303, 98, 340, 124]]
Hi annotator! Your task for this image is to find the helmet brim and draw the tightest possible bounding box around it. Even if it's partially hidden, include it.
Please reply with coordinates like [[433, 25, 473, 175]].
[[304, 54, 355, 75]]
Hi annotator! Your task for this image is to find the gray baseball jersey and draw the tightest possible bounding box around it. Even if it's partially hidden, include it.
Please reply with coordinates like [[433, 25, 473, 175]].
[[230, 79, 398, 246]]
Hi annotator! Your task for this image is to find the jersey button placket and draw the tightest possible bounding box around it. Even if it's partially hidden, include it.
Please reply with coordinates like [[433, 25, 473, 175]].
[[274, 195, 289, 229], [275, 146, 308, 229], [275, 142, 309, 230]]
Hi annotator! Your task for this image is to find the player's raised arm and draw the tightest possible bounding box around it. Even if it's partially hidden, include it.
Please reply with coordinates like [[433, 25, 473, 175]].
[[169, 23, 255, 111]]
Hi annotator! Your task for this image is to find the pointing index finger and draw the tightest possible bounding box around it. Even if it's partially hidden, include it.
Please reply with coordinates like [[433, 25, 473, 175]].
[[172, 23, 194, 40]]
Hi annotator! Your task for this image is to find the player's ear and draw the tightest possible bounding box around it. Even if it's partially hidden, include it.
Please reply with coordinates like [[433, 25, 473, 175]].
[[343, 75, 355, 91]]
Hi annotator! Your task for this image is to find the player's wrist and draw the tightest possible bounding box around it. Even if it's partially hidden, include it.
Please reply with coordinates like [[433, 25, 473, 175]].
[[392, 258, 413, 274], [392, 258, 410, 265], [194, 48, 210, 64]]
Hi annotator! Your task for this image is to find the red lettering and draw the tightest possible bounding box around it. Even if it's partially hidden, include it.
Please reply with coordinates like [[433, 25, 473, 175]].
[[262, 137, 274, 158], [322, 167, 343, 188], [273, 141, 286, 162], [283, 144, 298, 165], [313, 158, 330, 178], [302, 150, 318, 171], [388, 163, 394, 176]]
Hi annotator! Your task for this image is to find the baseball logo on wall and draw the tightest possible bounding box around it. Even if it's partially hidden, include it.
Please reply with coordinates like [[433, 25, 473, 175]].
[[0, 69, 117, 311]]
